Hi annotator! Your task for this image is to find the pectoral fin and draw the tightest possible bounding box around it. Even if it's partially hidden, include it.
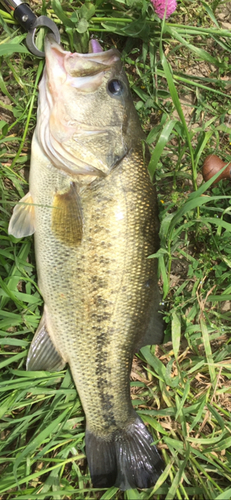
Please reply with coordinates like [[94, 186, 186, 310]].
[[52, 182, 83, 247], [8, 192, 35, 238], [26, 312, 66, 372]]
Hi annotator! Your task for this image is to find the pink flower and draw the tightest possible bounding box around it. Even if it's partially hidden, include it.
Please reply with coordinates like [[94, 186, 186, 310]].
[[151, 0, 177, 19]]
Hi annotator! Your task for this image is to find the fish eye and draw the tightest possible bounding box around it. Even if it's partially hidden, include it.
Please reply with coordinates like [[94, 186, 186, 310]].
[[107, 79, 124, 97]]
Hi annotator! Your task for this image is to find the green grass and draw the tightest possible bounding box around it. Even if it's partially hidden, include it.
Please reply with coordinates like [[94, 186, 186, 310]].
[[1, 0, 231, 498]]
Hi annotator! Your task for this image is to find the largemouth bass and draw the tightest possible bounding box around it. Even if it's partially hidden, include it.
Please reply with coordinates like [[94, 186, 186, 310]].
[[9, 36, 164, 490]]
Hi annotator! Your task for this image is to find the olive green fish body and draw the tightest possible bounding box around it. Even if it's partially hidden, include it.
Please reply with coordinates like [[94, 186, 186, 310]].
[[31, 140, 159, 432], [9, 36, 164, 490]]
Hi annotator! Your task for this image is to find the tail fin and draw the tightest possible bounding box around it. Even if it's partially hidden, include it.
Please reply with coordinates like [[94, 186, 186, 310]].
[[85, 413, 163, 490]]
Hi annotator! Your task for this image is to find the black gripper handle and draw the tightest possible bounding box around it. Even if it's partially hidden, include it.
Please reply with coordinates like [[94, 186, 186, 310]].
[[14, 3, 37, 31]]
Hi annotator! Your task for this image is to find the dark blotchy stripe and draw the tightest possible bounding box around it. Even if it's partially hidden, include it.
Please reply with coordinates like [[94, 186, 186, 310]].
[[95, 332, 116, 427]]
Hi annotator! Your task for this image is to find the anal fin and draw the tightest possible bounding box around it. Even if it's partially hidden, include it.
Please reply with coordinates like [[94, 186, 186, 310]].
[[8, 192, 35, 238], [26, 312, 66, 372]]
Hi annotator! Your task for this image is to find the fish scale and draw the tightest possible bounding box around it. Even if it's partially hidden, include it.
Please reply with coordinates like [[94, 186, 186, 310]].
[[9, 35, 165, 490]]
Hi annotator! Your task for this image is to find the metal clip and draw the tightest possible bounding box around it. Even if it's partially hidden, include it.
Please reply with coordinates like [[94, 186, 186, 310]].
[[0, 0, 60, 57]]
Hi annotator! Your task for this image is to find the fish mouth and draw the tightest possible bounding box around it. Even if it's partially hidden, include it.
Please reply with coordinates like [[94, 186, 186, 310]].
[[44, 34, 120, 85]]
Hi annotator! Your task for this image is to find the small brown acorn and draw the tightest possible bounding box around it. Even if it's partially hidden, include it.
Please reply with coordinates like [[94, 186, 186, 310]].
[[202, 154, 231, 184]]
